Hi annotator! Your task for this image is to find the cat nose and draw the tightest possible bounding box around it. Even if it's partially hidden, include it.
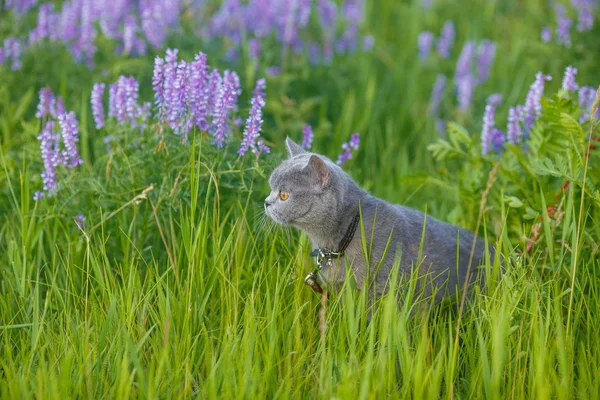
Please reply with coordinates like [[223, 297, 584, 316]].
[[264, 199, 273, 207]]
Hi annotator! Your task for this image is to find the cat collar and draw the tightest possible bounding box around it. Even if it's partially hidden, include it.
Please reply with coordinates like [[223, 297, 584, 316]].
[[304, 212, 361, 293]]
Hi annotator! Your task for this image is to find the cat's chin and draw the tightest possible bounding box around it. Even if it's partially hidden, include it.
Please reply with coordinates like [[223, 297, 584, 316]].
[[264, 208, 288, 225]]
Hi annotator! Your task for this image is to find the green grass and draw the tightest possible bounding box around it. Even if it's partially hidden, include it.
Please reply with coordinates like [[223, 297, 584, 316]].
[[1, 0, 600, 398]]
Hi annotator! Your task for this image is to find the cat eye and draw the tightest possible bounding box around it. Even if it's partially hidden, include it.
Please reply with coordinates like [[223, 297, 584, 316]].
[[279, 191, 289, 201]]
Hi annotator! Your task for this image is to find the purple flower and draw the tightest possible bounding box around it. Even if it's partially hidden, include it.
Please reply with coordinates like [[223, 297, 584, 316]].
[[75, 213, 87, 230], [239, 78, 267, 155], [490, 128, 505, 154], [555, 4, 573, 47], [561, 65, 578, 93], [437, 21, 455, 58], [56, 97, 65, 116], [212, 70, 241, 148], [486, 93, 502, 107], [456, 75, 474, 111], [506, 106, 523, 145], [476, 40, 497, 84], [4, 37, 22, 70], [187, 52, 209, 130], [36, 120, 60, 197], [91, 83, 106, 129], [266, 66, 281, 77], [362, 35, 375, 51], [523, 72, 552, 131], [336, 133, 360, 165], [578, 86, 597, 123], [572, 0, 594, 32], [256, 139, 270, 154], [481, 104, 496, 155], [302, 125, 314, 149], [541, 27, 552, 43], [152, 56, 165, 109], [58, 111, 83, 168], [454, 41, 476, 81], [418, 31, 435, 60], [123, 15, 137, 55], [167, 60, 188, 133], [36, 87, 56, 119], [318, 0, 338, 28], [429, 74, 446, 116], [249, 38, 261, 60], [29, 4, 54, 44]]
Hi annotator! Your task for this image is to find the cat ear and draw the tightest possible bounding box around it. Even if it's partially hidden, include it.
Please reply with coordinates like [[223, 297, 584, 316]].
[[305, 155, 330, 187], [286, 137, 305, 158]]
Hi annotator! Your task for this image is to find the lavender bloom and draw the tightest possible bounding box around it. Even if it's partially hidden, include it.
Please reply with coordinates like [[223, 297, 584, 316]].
[[56, 97, 65, 116], [572, 0, 594, 32], [362, 35, 375, 51], [124, 76, 141, 124], [123, 15, 137, 55], [212, 70, 241, 148], [249, 38, 261, 60], [454, 41, 476, 81], [481, 104, 496, 155], [523, 72, 552, 131], [437, 21, 455, 58], [29, 4, 54, 44], [302, 125, 314, 149], [0, 48, 3, 65], [578, 86, 597, 123], [75, 214, 86, 230], [456, 75, 474, 111], [4, 37, 22, 70], [490, 128, 505, 154], [239, 78, 267, 155], [91, 83, 106, 129], [541, 27, 552, 42], [429, 74, 446, 116], [506, 106, 523, 145], [561, 65, 578, 93], [187, 52, 209, 129], [336, 133, 360, 165], [486, 93, 502, 107], [266, 66, 281, 77], [476, 40, 497, 84], [58, 111, 83, 168], [318, 0, 338, 28], [418, 31, 435, 60], [256, 139, 270, 154], [555, 4, 573, 47], [435, 119, 446, 136], [152, 56, 165, 109], [36, 121, 60, 197], [167, 60, 188, 132], [36, 87, 56, 119]]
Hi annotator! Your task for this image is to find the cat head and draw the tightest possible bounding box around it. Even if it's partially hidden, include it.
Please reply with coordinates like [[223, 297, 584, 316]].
[[264, 138, 348, 230]]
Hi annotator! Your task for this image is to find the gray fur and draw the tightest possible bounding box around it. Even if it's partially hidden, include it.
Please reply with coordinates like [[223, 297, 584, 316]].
[[265, 137, 493, 303]]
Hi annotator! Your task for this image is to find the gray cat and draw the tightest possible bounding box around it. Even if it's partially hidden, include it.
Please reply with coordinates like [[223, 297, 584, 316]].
[[265, 138, 495, 304]]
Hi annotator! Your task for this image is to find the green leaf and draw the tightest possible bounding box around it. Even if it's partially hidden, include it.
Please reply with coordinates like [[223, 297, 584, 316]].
[[504, 196, 523, 208]]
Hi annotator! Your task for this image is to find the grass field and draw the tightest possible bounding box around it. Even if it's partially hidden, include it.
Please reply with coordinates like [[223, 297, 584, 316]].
[[1, 0, 600, 398]]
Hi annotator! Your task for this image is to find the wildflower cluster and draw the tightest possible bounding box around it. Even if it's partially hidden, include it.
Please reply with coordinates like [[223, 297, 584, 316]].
[[91, 76, 151, 132], [541, 0, 596, 46], [418, 21, 455, 61], [337, 133, 360, 165], [481, 66, 600, 155], [239, 79, 269, 155], [33, 88, 83, 200], [1, 0, 374, 71]]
